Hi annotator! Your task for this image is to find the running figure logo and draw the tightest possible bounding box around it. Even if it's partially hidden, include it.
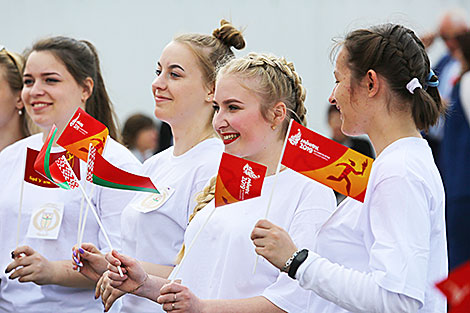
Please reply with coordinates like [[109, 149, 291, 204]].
[[327, 159, 368, 196]]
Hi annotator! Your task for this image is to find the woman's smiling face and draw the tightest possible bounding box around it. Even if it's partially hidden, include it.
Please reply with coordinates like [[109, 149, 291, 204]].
[[212, 74, 274, 162]]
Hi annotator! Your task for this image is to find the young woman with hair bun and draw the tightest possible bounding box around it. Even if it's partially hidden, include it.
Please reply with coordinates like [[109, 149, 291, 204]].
[[252, 23, 448, 313], [1, 36, 141, 312], [80, 20, 247, 312], [103, 52, 336, 312]]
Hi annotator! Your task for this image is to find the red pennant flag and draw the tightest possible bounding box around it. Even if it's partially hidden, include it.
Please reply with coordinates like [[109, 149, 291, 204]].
[[88, 147, 159, 194], [281, 120, 373, 202], [214, 152, 267, 207], [436, 262, 470, 313], [34, 126, 81, 189], [56, 107, 108, 162], [25, 148, 80, 188]]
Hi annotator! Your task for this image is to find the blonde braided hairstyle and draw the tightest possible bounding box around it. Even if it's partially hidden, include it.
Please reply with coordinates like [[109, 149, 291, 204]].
[[175, 52, 307, 264]]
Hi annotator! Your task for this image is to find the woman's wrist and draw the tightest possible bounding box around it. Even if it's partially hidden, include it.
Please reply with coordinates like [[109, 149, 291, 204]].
[[287, 249, 309, 279]]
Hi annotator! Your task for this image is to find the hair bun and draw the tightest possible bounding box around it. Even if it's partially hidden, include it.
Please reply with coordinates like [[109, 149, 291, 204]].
[[212, 19, 246, 50]]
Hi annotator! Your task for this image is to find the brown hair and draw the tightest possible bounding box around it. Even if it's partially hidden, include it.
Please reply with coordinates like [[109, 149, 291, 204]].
[[26, 36, 119, 140], [340, 23, 445, 132], [122, 113, 156, 149], [0, 48, 32, 137]]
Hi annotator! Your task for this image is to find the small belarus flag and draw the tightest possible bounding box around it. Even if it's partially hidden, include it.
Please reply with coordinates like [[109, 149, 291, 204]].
[[34, 125, 81, 190], [86, 143, 160, 194], [281, 120, 373, 202], [214, 152, 267, 207], [56, 107, 108, 162], [25, 148, 79, 188], [436, 262, 470, 313], [55, 155, 80, 189]]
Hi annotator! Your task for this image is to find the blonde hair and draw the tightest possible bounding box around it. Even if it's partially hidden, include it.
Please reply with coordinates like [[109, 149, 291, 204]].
[[174, 19, 245, 89], [175, 53, 307, 264], [0, 48, 36, 137], [218, 52, 307, 136]]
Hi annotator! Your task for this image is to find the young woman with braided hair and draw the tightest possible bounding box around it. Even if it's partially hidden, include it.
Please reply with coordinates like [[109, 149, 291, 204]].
[[252, 23, 447, 312], [80, 20, 246, 312], [103, 52, 336, 312]]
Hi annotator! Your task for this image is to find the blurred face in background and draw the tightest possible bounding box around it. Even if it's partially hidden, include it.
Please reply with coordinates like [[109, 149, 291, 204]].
[[135, 127, 158, 153]]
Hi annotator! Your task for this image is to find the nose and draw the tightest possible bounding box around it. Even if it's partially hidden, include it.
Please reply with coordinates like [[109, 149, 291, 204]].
[[29, 81, 45, 97], [151, 73, 167, 94], [212, 108, 229, 133], [328, 87, 337, 105]]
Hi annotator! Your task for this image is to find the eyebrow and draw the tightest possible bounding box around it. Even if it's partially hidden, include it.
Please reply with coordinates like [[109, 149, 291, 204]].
[[23, 72, 61, 77], [157, 62, 185, 72], [221, 98, 243, 105]]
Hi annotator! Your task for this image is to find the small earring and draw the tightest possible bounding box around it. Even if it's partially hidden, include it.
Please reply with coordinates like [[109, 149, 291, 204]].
[[271, 125, 276, 130], [18, 109, 23, 116], [206, 96, 211, 102]]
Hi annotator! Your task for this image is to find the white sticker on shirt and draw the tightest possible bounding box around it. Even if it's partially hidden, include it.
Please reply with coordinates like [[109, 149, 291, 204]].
[[131, 186, 175, 213], [26, 203, 64, 240]]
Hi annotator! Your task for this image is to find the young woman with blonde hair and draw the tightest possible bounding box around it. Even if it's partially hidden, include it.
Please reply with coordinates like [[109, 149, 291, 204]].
[[0, 47, 36, 150], [103, 52, 336, 312], [79, 20, 247, 313]]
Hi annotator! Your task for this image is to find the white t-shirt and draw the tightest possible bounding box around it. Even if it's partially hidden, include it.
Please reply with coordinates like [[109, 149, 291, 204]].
[[0, 133, 141, 313], [170, 168, 336, 313], [301, 137, 447, 313], [120, 138, 224, 313]]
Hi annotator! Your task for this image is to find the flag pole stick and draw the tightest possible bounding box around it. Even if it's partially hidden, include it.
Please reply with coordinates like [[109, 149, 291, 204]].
[[63, 158, 124, 277], [15, 150, 28, 249], [78, 185, 95, 246], [169, 204, 218, 282], [253, 119, 293, 274], [77, 143, 95, 247], [77, 190, 85, 244], [15, 177, 25, 249]]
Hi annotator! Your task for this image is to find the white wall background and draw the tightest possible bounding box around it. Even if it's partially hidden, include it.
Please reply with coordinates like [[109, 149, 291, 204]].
[[2, 0, 469, 137]]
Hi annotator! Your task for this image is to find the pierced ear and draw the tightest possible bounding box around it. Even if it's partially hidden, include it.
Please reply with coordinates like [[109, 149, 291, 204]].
[[15, 93, 24, 110], [366, 70, 379, 97], [81, 77, 94, 103], [271, 101, 287, 128], [205, 92, 214, 103]]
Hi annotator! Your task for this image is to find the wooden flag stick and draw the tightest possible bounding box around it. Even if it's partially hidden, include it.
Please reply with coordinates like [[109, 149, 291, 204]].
[[60, 156, 124, 277], [169, 204, 218, 282], [253, 119, 293, 274]]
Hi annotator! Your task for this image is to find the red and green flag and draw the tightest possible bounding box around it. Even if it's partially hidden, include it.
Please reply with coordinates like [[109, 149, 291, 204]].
[[33, 125, 81, 190], [214, 152, 267, 207], [87, 143, 159, 194], [56, 107, 108, 162], [436, 262, 470, 313], [26, 148, 80, 188], [281, 120, 373, 202]]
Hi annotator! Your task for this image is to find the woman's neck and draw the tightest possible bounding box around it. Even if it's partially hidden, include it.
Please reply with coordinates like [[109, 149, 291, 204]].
[[0, 115, 24, 151], [172, 122, 215, 156], [367, 110, 421, 157]]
